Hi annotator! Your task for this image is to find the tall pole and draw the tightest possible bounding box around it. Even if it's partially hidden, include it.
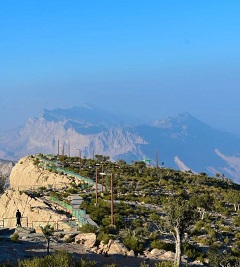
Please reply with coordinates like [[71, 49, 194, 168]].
[[79, 149, 81, 170], [68, 141, 70, 157], [62, 144, 65, 167], [156, 150, 158, 168], [101, 164, 104, 193], [110, 173, 114, 225], [55, 138, 59, 156], [95, 167, 98, 205], [75, 148, 82, 171]]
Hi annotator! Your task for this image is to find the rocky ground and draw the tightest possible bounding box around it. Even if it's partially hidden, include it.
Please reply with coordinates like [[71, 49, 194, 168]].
[[0, 227, 204, 267], [0, 227, 163, 267]]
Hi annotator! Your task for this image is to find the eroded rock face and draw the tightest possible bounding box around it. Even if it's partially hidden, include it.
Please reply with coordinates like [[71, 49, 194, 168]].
[[9, 156, 72, 190], [98, 239, 129, 256], [0, 190, 70, 229], [75, 233, 97, 248], [0, 156, 86, 230], [107, 240, 129, 256]]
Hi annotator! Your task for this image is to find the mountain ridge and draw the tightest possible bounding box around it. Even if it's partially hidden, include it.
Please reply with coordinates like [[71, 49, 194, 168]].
[[0, 106, 240, 183]]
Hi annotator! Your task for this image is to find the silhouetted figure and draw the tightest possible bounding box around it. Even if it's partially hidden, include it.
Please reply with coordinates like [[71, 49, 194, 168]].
[[16, 209, 21, 227]]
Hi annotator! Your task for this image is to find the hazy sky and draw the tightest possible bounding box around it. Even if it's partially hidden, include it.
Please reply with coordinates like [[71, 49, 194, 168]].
[[1, 1, 240, 133]]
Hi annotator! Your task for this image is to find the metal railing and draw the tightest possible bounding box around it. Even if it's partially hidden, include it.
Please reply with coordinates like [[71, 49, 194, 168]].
[[17, 183, 67, 192], [49, 196, 98, 227], [31, 220, 78, 231], [1, 217, 28, 228]]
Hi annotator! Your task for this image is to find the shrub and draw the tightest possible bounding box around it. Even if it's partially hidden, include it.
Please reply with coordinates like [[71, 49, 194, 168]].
[[10, 232, 19, 242], [181, 242, 204, 260], [233, 216, 240, 227], [79, 223, 98, 233], [123, 235, 145, 253], [151, 240, 175, 252], [97, 231, 111, 244], [18, 250, 73, 267], [75, 257, 97, 267]]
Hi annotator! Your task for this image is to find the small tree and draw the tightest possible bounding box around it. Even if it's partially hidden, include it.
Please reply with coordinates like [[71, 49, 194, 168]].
[[163, 196, 197, 267], [191, 193, 213, 220], [41, 224, 54, 255]]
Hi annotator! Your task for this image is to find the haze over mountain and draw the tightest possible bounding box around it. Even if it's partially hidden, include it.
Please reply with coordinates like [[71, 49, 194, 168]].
[[0, 105, 240, 183]]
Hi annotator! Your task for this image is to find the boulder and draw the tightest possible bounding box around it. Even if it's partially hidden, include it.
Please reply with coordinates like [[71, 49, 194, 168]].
[[150, 248, 166, 256], [189, 260, 204, 266], [75, 233, 96, 248], [159, 251, 175, 260], [127, 250, 135, 257], [107, 240, 129, 256]]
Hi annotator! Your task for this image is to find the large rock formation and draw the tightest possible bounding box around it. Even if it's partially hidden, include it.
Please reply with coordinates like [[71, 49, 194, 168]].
[[0, 190, 70, 229], [0, 155, 81, 229], [9, 156, 72, 191]]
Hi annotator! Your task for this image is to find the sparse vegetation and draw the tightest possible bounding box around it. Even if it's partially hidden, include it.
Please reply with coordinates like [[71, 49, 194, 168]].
[[2, 153, 240, 266]]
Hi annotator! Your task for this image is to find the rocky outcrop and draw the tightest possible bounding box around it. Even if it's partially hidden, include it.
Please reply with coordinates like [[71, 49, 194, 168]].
[[75, 233, 97, 248], [98, 239, 129, 256], [0, 190, 71, 230], [9, 156, 74, 190]]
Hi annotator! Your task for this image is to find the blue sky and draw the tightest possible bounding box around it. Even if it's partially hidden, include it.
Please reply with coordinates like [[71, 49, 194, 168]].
[[1, 1, 240, 133]]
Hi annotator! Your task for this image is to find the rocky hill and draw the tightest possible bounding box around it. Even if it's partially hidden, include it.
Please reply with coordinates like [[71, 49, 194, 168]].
[[0, 155, 84, 229], [0, 154, 240, 266]]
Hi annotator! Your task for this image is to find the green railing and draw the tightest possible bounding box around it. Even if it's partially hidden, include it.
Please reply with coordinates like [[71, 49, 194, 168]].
[[37, 155, 94, 186], [50, 197, 89, 226]]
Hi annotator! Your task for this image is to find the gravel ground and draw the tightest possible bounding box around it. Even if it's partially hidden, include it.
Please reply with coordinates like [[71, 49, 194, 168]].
[[0, 233, 159, 267]]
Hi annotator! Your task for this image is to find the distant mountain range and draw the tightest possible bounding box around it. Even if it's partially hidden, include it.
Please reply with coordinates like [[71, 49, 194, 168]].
[[0, 105, 240, 183]]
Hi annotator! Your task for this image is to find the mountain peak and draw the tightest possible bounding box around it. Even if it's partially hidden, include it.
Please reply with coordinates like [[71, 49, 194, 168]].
[[42, 105, 119, 126], [152, 112, 208, 130]]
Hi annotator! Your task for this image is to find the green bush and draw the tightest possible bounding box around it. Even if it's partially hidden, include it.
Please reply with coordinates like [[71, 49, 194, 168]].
[[181, 242, 204, 260], [151, 240, 175, 252], [233, 216, 240, 227], [75, 257, 97, 267], [10, 232, 19, 242], [97, 231, 111, 244], [18, 250, 72, 267], [123, 235, 145, 253], [79, 223, 98, 233]]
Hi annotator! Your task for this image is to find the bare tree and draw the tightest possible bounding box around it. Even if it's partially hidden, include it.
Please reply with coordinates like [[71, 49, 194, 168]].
[[163, 196, 197, 267]]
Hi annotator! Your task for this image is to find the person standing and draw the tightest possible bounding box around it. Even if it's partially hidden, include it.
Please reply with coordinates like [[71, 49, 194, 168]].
[[16, 209, 21, 227]]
